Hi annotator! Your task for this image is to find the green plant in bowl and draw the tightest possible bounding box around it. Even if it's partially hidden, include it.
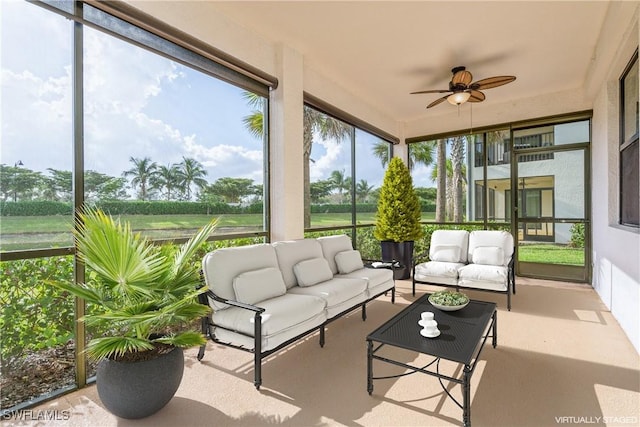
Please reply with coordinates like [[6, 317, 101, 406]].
[[428, 290, 470, 311]]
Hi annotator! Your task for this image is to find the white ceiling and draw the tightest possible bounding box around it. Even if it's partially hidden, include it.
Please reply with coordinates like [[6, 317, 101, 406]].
[[211, 1, 610, 125]]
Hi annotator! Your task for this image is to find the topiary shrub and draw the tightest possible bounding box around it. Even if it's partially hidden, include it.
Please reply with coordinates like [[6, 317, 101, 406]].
[[373, 157, 424, 242]]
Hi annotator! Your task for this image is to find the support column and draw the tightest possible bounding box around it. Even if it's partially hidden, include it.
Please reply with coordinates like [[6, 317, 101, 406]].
[[393, 124, 409, 165], [270, 44, 304, 241]]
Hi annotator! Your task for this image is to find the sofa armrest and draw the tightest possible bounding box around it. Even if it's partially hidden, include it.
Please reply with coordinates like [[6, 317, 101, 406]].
[[202, 289, 266, 314], [363, 259, 402, 269]]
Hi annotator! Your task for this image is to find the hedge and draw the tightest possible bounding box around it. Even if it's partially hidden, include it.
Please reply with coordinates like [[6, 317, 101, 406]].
[[1, 200, 435, 216], [0, 201, 254, 216]]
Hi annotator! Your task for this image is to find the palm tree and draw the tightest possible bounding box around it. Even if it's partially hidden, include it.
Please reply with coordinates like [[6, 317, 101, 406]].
[[177, 157, 208, 201], [451, 136, 466, 222], [372, 140, 392, 168], [123, 157, 157, 201], [153, 164, 181, 201], [329, 169, 350, 203], [242, 92, 351, 227], [356, 179, 374, 202], [375, 140, 436, 170], [435, 140, 447, 222], [431, 155, 467, 221]]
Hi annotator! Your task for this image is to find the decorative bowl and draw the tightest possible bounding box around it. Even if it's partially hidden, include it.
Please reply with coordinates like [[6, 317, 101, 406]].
[[428, 291, 469, 311]]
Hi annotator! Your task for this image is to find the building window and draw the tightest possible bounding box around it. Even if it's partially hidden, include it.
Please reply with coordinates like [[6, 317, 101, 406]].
[[620, 49, 639, 227]]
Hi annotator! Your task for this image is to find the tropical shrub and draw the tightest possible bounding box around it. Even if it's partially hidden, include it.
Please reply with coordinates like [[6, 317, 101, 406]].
[[0, 257, 75, 361], [50, 209, 216, 361], [569, 223, 585, 248]]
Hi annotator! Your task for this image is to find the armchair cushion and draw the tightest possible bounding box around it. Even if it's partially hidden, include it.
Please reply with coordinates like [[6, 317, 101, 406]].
[[429, 230, 469, 263], [467, 230, 514, 266], [293, 257, 333, 287], [232, 267, 286, 305], [335, 250, 364, 274], [472, 246, 504, 266], [430, 245, 461, 263]]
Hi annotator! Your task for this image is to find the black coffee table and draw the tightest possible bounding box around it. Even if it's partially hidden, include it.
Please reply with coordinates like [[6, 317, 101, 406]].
[[366, 293, 497, 427]]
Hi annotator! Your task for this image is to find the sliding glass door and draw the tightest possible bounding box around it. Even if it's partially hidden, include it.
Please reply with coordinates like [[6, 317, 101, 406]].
[[513, 119, 590, 282]]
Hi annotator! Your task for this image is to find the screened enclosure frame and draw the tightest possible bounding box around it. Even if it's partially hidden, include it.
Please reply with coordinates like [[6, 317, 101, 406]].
[[406, 110, 593, 283], [1, 0, 274, 410]]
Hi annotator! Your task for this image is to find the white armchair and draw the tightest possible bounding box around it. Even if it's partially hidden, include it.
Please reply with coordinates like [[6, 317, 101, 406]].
[[412, 229, 516, 310]]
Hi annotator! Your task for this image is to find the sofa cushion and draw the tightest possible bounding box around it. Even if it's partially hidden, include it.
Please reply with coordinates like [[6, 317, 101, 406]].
[[293, 257, 333, 287], [288, 277, 368, 317], [317, 235, 354, 275], [430, 245, 461, 263], [232, 267, 287, 305], [202, 244, 280, 310], [472, 246, 504, 266], [335, 250, 364, 274], [212, 292, 327, 350], [338, 267, 392, 290], [273, 239, 325, 288], [338, 267, 394, 298]]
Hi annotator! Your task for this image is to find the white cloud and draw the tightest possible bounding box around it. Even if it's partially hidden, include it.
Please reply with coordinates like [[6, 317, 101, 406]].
[[0, 68, 72, 171], [2, 2, 266, 190], [309, 138, 345, 181]]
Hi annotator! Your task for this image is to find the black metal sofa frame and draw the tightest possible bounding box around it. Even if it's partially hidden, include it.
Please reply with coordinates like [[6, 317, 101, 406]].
[[197, 282, 395, 390]]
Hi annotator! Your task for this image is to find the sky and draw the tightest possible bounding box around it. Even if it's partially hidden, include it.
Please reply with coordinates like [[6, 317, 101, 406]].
[[0, 0, 392, 196]]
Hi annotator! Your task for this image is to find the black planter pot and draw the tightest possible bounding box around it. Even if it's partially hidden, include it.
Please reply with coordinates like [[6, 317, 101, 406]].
[[96, 346, 184, 419], [380, 240, 414, 280]]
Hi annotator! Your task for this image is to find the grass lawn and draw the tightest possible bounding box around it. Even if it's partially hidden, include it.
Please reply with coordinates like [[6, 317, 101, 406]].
[[518, 244, 584, 266], [1, 214, 583, 268]]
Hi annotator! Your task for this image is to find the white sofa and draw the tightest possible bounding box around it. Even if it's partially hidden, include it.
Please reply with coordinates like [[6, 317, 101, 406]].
[[412, 230, 516, 310], [198, 234, 395, 389]]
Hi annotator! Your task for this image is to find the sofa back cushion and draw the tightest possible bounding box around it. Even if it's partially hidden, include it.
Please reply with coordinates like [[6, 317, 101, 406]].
[[468, 230, 514, 266], [202, 244, 280, 310], [317, 235, 354, 274], [233, 267, 287, 305], [273, 239, 325, 288], [335, 250, 364, 274], [429, 230, 469, 263], [293, 257, 334, 287]]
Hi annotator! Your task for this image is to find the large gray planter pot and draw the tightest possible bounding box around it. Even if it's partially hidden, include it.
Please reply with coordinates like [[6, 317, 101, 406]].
[[96, 346, 184, 419], [380, 240, 414, 280]]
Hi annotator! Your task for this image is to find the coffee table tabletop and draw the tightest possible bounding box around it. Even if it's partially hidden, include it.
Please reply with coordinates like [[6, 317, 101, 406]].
[[367, 293, 496, 365]]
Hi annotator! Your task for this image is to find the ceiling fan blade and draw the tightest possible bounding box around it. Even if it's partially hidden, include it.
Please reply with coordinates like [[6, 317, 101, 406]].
[[427, 95, 449, 108], [470, 75, 516, 90], [452, 70, 473, 86], [410, 89, 451, 95], [468, 90, 486, 102]]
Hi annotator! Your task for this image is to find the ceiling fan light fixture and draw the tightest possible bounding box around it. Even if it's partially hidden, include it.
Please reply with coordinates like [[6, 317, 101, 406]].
[[447, 91, 471, 106]]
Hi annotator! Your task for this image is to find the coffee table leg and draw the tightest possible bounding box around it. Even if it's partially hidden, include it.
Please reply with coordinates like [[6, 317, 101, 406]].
[[492, 311, 498, 348], [463, 365, 472, 426], [367, 340, 374, 395]]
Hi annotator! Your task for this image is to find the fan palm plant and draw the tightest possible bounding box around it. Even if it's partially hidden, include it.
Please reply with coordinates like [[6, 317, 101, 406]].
[[52, 208, 216, 361]]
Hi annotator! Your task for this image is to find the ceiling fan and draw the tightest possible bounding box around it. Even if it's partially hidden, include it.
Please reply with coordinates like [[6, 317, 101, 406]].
[[411, 66, 516, 108]]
